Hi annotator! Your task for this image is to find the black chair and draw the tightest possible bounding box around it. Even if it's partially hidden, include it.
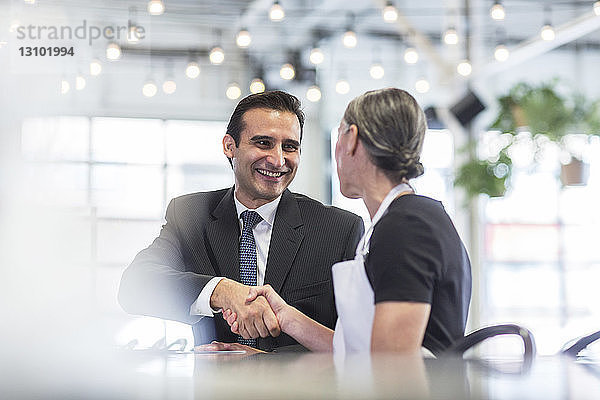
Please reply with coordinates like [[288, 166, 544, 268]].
[[443, 324, 536, 369], [562, 330, 600, 358]]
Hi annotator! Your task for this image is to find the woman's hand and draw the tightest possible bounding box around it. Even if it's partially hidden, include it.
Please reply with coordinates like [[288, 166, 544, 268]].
[[222, 284, 290, 335]]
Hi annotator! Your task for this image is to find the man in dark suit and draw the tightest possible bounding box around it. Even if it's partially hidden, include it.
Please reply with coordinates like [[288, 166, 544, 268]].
[[118, 91, 363, 351]]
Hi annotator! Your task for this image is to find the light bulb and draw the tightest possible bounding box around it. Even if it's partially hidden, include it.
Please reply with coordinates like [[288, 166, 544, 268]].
[[457, 60, 472, 76], [269, 1, 285, 21], [306, 85, 322, 102], [147, 0, 165, 15], [309, 48, 324, 65], [162, 79, 176, 94], [383, 3, 398, 23], [106, 42, 121, 60], [226, 83, 242, 100], [185, 62, 200, 79], [335, 79, 350, 94], [490, 2, 505, 20], [90, 59, 102, 76], [415, 78, 430, 93], [540, 24, 555, 41], [494, 44, 509, 62], [75, 75, 86, 90], [369, 63, 385, 79], [249, 78, 265, 94], [443, 28, 458, 45], [60, 79, 70, 94], [209, 47, 225, 65], [9, 21, 21, 33], [404, 47, 418, 64], [236, 29, 251, 48], [342, 30, 357, 48], [142, 81, 158, 97], [595, 1, 600, 16], [127, 26, 140, 43], [280, 63, 295, 80]]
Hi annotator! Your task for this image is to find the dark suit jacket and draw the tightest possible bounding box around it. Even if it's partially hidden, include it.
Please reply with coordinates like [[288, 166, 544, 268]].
[[118, 187, 363, 351]]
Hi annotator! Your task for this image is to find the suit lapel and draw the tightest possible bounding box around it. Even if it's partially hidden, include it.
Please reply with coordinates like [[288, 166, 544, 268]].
[[205, 187, 240, 281], [264, 189, 304, 293]]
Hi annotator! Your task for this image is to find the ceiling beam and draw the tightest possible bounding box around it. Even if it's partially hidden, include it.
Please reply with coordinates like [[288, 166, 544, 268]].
[[474, 10, 600, 80], [371, 0, 454, 80]]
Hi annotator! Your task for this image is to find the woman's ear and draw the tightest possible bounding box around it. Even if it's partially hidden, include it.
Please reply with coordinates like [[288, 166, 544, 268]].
[[223, 134, 236, 158], [346, 124, 360, 156]]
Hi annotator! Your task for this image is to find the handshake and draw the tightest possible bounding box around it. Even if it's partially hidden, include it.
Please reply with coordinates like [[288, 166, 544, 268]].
[[209, 278, 290, 341]]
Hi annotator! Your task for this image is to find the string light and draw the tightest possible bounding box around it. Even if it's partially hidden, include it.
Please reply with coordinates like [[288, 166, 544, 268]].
[[309, 47, 324, 65], [369, 63, 385, 79], [142, 81, 158, 97], [540, 6, 555, 41], [162, 79, 176, 94], [404, 47, 418, 64], [127, 26, 140, 43], [236, 29, 251, 48], [490, 1, 505, 21], [494, 44, 509, 62], [269, 1, 285, 21], [540, 24, 555, 41], [383, 1, 398, 23], [415, 78, 430, 93], [226, 82, 242, 100], [9, 21, 21, 33], [75, 75, 86, 90], [250, 78, 265, 94], [106, 42, 121, 60], [90, 59, 102, 76], [443, 27, 458, 45], [335, 79, 350, 94], [147, 0, 165, 15], [209, 46, 225, 64], [306, 85, 322, 102], [280, 63, 295, 80], [185, 61, 200, 79], [457, 60, 472, 76], [342, 29, 357, 48], [60, 79, 70, 94]]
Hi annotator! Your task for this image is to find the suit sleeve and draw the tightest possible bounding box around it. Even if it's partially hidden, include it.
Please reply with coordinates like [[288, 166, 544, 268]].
[[342, 215, 364, 260], [118, 199, 214, 325]]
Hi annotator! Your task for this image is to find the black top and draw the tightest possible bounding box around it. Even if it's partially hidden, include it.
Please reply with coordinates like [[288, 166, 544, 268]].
[[365, 194, 472, 355]]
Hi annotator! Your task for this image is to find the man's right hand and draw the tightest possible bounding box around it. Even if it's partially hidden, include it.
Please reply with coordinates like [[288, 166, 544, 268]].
[[210, 278, 280, 339], [223, 284, 292, 336]]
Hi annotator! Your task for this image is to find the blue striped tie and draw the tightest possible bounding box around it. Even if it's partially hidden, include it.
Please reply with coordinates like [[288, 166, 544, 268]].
[[238, 210, 263, 347]]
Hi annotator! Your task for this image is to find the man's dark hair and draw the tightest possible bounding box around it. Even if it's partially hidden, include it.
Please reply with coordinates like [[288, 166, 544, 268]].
[[226, 90, 305, 146]]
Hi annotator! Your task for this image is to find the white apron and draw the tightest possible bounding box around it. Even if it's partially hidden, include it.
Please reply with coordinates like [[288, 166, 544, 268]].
[[331, 184, 435, 358]]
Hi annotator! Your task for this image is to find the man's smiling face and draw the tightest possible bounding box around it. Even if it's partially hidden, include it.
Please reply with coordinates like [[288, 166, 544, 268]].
[[223, 107, 301, 208]]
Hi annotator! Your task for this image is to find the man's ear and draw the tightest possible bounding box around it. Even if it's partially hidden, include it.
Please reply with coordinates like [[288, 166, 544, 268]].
[[223, 134, 236, 159]]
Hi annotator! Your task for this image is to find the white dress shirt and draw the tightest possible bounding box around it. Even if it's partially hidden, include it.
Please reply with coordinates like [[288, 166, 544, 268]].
[[189, 194, 281, 317]]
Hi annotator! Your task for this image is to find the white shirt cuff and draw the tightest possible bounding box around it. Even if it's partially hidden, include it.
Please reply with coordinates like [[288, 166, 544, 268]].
[[189, 277, 225, 317]]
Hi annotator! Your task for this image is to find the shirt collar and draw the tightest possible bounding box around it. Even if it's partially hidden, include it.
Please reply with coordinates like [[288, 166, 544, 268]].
[[234, 194, 281, 227]]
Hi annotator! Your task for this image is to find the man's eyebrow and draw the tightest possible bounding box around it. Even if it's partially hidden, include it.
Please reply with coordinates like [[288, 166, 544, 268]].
[[249, 135, 273, 142]]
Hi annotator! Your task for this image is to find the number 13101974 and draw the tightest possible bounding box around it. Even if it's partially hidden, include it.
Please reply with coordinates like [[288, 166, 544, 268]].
[[19, 47, 74, 56]]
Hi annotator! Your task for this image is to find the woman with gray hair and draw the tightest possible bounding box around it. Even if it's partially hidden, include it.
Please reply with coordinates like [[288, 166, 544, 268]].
[[218, 88, 472, 356]]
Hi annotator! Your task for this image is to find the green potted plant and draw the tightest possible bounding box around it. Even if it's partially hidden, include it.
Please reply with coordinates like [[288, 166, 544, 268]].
[[454, 140, 512, 199], [489, 81, 599, 187]]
